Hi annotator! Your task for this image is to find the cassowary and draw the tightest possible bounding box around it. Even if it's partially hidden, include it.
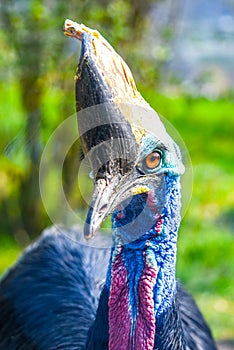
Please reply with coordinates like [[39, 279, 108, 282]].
[[0, 19, 217, 350]]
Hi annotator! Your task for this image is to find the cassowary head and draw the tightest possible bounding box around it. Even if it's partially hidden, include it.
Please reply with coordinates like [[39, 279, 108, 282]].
[[63, 21, 195, 350], [64, 20, 184, 244]]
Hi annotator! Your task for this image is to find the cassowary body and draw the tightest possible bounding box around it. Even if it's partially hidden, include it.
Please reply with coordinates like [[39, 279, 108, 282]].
[[0, 20, 217, 350]]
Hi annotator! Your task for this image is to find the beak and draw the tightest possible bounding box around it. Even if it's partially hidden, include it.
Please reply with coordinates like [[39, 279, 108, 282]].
[[84, 178, 118, 239], [84, 173, 153, 239]]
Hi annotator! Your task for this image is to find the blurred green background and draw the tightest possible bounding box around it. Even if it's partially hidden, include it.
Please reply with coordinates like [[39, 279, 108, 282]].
[[0, 0, 233, 343]]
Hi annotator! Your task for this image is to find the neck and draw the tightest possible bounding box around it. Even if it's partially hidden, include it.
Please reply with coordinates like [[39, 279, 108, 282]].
[[107, 175, 181, 350], [86, 175, 182, 350]]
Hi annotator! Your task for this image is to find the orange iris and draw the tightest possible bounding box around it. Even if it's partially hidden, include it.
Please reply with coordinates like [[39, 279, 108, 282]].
[[145, 151, 161, 169]]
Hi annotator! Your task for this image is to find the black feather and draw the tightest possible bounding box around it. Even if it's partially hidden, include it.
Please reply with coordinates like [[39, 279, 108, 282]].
[[0, 227, 110, 350], [0, 229, 218, 349]]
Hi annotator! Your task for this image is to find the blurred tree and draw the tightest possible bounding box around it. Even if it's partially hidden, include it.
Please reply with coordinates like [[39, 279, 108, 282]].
[[1, 0, 47, 236], [0, 0, 161, 239]]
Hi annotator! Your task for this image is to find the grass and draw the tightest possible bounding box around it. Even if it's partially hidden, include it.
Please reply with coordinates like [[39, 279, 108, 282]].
[[0, 83, 233, 340]]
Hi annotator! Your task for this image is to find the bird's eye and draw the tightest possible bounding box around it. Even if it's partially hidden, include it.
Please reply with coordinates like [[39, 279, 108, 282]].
[[144, 151, 161, 170]]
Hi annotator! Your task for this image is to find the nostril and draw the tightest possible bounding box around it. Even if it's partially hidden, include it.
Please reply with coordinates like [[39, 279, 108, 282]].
[[99, 204, 108, 213]]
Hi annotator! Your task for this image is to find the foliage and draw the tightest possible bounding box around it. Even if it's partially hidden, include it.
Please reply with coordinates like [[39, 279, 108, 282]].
[[0, 0, 158, 237]]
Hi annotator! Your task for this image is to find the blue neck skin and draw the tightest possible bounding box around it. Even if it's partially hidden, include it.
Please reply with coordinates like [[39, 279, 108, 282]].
[[105, 174, 182, 319]]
